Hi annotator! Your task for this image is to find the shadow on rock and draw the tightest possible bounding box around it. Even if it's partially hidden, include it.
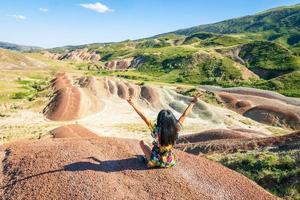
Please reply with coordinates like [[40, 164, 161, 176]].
[[1, 156, 147, 190], [64, 156, 147, 172]]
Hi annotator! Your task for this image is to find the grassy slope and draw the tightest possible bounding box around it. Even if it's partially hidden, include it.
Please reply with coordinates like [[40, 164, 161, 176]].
[[38, 4, 300, 98], [164, 4, 300, 40], [0, 50, 63, 103], [70, 29, 299, 96], [0, 48, 36, 66], [208, 147, 300, 199]]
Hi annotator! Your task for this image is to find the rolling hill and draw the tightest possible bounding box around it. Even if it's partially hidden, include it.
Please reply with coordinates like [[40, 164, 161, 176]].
[[1, 5, 299, 98], [0, 41, 42, 52], [36, 3, 300, 97], [162, 4, 300, 45]]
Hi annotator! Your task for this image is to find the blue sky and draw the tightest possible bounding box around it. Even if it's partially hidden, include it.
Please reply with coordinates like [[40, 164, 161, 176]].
[[1, 0, 299, 48]]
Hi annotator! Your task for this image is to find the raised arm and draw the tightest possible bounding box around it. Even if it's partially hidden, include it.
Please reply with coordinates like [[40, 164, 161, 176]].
[[178, 93, 202, 125], [127, 95, 152, 129]]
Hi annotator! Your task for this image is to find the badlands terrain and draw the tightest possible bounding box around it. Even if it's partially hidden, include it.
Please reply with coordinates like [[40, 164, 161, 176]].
[[0, 64, 299, 199], [2, 70, 298, 200], [0, 3, 300, 200]]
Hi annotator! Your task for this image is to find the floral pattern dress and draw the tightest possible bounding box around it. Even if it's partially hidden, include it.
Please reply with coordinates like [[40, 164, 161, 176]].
[[147, 121, 177, 168]]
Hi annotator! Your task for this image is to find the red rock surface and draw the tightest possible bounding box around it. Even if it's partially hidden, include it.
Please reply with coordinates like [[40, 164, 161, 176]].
[[177, 128, 267, 144], [141, 86, 162, 108], [218, 92, 252, 114], [50, 124, 99, 138], [43, 49, 101, 62], [116, 81, 130, 99], [0, 136, 276, 200], [217, 91, 300, 129], [244, 105, 300, 129], [50, 72, 72, 91], [44, 73, 163, 121], [43, 73, 102, 121], [176, 131, 300, 154], [104, 59, 133, 70], [44, 86, 82, 120]]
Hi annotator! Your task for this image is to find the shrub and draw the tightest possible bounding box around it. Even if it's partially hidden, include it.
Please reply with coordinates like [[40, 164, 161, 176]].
[[12, 92, 32, 99]]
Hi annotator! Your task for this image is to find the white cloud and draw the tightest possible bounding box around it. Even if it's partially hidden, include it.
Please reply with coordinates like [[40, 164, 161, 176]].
[[7, 14, 26, 20], [80, 2, 113, 13], [39, 8, 49, 12]]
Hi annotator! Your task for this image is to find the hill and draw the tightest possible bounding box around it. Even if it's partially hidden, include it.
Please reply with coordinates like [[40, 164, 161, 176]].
[[0, 48, 47, 70], [0, 134, 276, 199], [163, 4, 300, 45], [34, 4, 300, 97], [0, 41, 42, 52]]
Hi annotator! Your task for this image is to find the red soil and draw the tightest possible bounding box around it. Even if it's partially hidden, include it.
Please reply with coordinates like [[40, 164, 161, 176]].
[[176, 131, 300, 154], [0, 136, 275, 200], [125, 82, 140, 99], [141, 86, 161, 108], [218, 92, 300, 129], [104, 60, 116, 69], [50, 73, 72, 92], [177, 129, 267, 144], [78, 76, 111, 98], [44, 86, 82, 121], [44, 73, 164, 121], [107, 78, 117, 95], [236, 100, 251, 110], [50, 124, 99, 138], [218, 92, 252, 113], [244, 105, 300, 130], [116, 81, 130, 99], [116, 60, 131, 70], [43, 73, 102, 121], [104, 59, 132, 70], [220, 89, 292, 103]]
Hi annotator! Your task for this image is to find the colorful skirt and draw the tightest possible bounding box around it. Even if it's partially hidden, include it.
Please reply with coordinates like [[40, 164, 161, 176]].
[[147, 146, 176, 168]]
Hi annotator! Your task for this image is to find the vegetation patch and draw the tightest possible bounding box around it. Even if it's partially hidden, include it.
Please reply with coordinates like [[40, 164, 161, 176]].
[[183, 32, 216, 44], [208, 149, 300, 199], [201, 35, 249, 47], [136, 39, 171, 48], [253, 71, 300, 97], [177, 87, 223, 106], [11, 78, 49, 101], [239, 41, 298, 71]]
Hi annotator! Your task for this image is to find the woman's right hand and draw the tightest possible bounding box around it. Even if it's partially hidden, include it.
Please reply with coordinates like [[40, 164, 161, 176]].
[[191, 92, 203, 103], [127, 94, 134, 105]]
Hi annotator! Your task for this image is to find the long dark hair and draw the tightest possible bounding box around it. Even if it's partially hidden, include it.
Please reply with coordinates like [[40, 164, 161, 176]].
[[156, 109, 179, 146]]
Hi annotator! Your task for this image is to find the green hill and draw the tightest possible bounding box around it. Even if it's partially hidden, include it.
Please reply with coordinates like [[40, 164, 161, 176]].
[[159, 3, 300, 53], [35, 3, 300, 97], [165, 4, 300, 35]]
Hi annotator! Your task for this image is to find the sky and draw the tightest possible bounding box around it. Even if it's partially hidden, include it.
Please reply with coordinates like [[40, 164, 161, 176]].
[[1, 0, 299, 48]]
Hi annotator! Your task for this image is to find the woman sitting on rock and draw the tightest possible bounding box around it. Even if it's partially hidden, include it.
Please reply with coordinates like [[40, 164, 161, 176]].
[[127, 92, 202, 168]]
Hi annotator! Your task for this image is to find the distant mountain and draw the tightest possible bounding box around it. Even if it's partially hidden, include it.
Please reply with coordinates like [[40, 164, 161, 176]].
[[161, 3, 300, 37], [47, 43, 104, 53], [0, 41, 42, 52], [0, 48, 47, 69]]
